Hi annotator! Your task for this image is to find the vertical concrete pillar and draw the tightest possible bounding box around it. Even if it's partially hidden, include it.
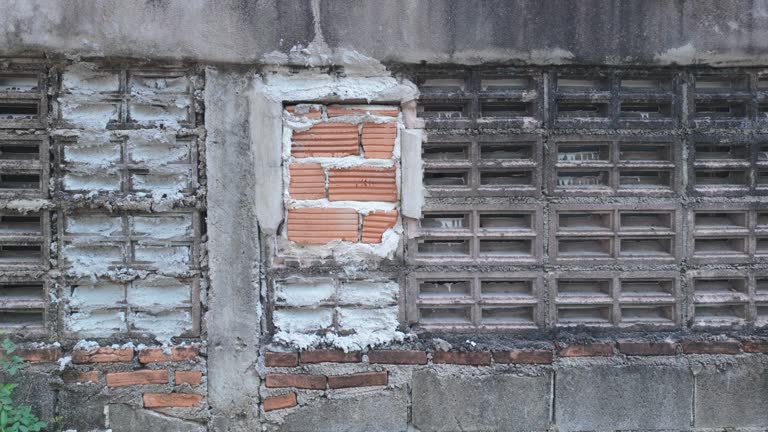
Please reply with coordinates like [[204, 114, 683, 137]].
[[204, 67, 262, 431]]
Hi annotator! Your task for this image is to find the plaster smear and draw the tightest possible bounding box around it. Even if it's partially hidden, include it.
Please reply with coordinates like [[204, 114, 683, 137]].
[[273, 308, 334, 334], [276, 279, 335, 307], [338, 281, 397, 307], [131, 310, 192, 342], [67, 310, 126, 336], [132, 214, 193, 239]]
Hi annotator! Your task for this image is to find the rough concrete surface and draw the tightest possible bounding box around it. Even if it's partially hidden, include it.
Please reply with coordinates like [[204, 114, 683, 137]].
[[411, 368, 551, 432], [695, 357, 768, 429], [0, 0, 767, 66], [276, 389, 408, 432], [556, 364, 694, 431], [204, 66, 262, 430], [108, 404, 206, 432]]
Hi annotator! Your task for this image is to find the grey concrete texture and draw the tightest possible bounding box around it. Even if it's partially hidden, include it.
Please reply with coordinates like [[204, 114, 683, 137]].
[[555, 364, 693, 431], [695, 357, 768, 429], [276, 389, 408, 432], [204, 66, 262, 430], [411, 368, 551, 432], [108, 404, 206, 432], [2, 0, 768, 66]]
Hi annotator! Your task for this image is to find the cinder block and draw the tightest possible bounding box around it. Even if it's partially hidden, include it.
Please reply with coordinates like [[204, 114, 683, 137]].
[[556, 365, 692, 431], [278, 389, 407, 432], [695, 358, 768, 428], [412, 369, 550, 431]]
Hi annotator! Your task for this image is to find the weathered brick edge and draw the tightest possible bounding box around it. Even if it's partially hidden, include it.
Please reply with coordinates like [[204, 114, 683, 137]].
[[260, 339, 768, 411], [18, 343, 206, 421]]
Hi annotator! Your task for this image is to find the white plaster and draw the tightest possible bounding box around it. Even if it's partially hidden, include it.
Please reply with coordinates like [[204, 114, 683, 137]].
[[275, 279, 335, 307], [338, 281, 398, 307]]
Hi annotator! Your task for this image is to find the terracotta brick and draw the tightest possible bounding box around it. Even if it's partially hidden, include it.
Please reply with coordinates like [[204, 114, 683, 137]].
[[327, 105, 399, 118], [617, 341, 677, 356], [175, 370, 202, 386], [361, 122, 397, 159], [558, 343, 614, 357], [368, 350, 427, 365], [263, 392, 297, 412], [285, 105, 322, 119], [288, 163, 326, 199], [743, 340, 768, 353], [265, 373, 327, 390], [492, 350, 554, 364], [265, 352, 298, 367], [328, 371, 387, 389], [291, 123, 359, 158], [432, 351, 492, 366], [72, 347, 134, 364], [328, 167, 397, 202], [138, 346, 198, 364], [14, 346, 60, 363], [682, 340, 742, 354], [106, 370, 168, 387], [143, 393, 202, 408], [299, 350, 362, 364], [62, 370, 99, 384], [361, 210, 398, 243], [287, 208, 359, 244]]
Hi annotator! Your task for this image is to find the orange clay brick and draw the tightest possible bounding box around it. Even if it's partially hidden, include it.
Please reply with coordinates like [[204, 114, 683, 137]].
[[72, 347, 133, 364], [287, 208, 359, 244], [143, 393, 202, 408], [361, 122, 397, 159], [138, 346, 198, 364], [106, 370, 168, 387], [327, 167, 397, 202], [288, 163, 326, 199], [327, 104, 399, 118], [291, 123, 359, 158], [175, 370, 202, 386], [361, 211, 398, 243], [263, 392, 297, 411]]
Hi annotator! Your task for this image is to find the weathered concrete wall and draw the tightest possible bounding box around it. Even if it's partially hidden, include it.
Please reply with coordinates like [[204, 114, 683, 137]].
[[2, 0, 768, 66]]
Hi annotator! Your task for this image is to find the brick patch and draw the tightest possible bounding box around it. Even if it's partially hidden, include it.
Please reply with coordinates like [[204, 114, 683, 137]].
[[361, 122, 397, 159], [492, 350, 554, 364], [143, 393, 203, 408], [263, 392, 297, 412], [328, 371, 388, 389], [299, 350, 362, 364], [265, 352, 299, 367], [361, 211, 399, 243], [328, 167, 397, 202], [558, 343, 615, 357], [287, 208, 359, 244], [432, 351, 492, 366], [138, 346, 198, 364], [618, 341, 677, 356], [368, 350, 427, 365], [265, 373, 327, 390], [291, 123, 359, 158], [72, 347, 134, 364], [175, 370, 202, 386], [682, 340, 742, 354], [62, 370, 99, 384], [289, 163, 326, 199]]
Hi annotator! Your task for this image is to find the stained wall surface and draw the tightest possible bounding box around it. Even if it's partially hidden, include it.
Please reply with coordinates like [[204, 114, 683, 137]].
[[1, 1, 768, 432]]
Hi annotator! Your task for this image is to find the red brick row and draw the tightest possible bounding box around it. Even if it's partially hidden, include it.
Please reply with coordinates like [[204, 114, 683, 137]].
[[264, 338, 768, 369], [265, 371, 388, 390]]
